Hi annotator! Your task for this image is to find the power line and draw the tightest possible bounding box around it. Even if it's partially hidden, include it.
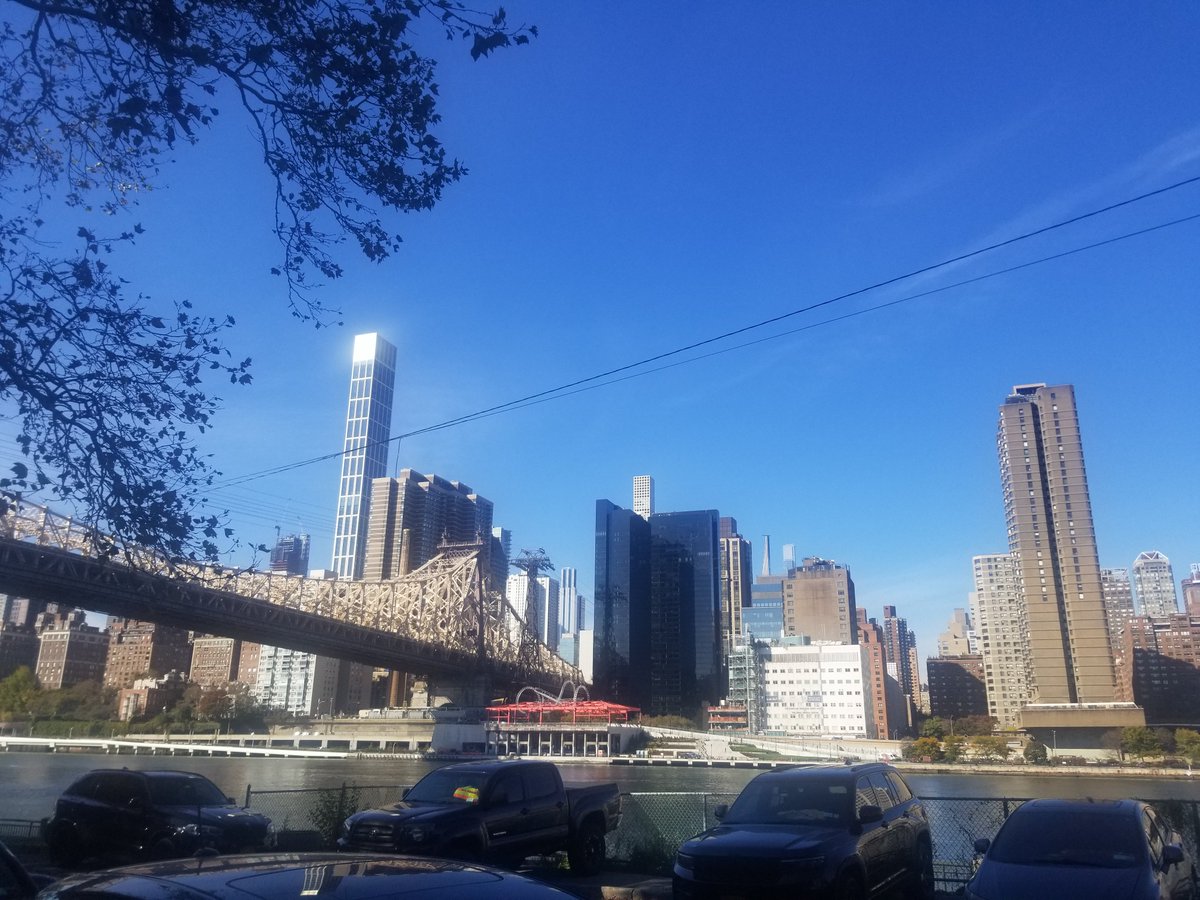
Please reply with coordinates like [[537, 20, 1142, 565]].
[[216, 175, 1200, 489]]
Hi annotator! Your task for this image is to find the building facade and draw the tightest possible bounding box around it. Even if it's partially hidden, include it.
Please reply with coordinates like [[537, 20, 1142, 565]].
[[782, 558, 857, 644], [331, 332, 396, 580], [1185, 565, 1200, 617], [1121, 615, 1200, 725], [363, 470, 494, 580], [937, 609, 974, 656], [35, 610, 109, 689], [1132, 551, 1179, 618], [648, 510, 722, 719], [102, 618, 192, 690], [593, 500, 651, 709], [760, 641, 873, 738], [632, 475, 655, 519], [717, 517, 753, 659], [1101, 567, 1136, 667], [996, 383, 1124, 722], [927, 655, 989, 720], [971, 553, 1030, 729]]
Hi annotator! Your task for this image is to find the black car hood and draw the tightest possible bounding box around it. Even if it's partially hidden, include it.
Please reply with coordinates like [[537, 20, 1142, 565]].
[[158, 804, 269, 827], [42, 852, 572, 899], [970, 860, 1147, 900], [354, 803, 458, 825], [681, 822, 844, 857]]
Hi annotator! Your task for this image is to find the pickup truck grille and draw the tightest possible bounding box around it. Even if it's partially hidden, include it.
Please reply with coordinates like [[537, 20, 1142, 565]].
[[347, 822, 396, 848], [694, 858, 779, 884]]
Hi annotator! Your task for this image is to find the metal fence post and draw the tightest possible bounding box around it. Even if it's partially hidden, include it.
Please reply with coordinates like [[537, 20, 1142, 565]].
[[701, 794, 708, 832], [1002, 798, 1010, 818], [245, 784, 252, 808]]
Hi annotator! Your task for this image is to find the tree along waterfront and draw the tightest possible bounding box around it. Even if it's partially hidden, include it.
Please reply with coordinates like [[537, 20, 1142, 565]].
[[7, 751, 1200, 822]]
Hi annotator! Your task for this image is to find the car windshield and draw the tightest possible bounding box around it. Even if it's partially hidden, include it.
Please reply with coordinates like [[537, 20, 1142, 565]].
[[404, 770, 487, 805], [722, 776, 850, 825], [988, 809, 1145, 868], [148, 776, 230, 807]]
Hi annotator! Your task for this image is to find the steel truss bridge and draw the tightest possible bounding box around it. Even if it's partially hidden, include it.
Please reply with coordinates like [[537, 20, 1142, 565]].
[[0, 499, 581, 694]]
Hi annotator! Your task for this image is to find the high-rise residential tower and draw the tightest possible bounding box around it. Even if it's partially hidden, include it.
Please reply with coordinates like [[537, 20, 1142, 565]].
[[1132, 551, 1179, 618], [362, 470, 493, 580], [971, 553, 1029, 728], [996, 383, 1141, 729], [331, 333, 397, 580], [1101, 567, 1136, 665]]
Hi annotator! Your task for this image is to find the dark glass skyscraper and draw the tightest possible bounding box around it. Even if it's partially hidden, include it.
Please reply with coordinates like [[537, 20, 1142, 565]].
[[649, 510, 722, 718], [594, 499, 723, 719], [593, 500, 650, 710]]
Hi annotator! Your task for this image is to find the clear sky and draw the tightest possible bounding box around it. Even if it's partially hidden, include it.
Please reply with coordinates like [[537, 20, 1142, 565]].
[[7, 3, 1200, 671]]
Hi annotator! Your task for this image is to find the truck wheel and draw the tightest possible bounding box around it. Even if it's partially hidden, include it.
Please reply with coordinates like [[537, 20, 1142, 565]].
[[568, 820, 606, 876], [47, 823, 84, 868]]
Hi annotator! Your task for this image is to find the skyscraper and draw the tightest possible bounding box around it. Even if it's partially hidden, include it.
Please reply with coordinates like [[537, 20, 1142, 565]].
[[996, 383, 1141, 729], [593, 499, 651, 709], [259, 334, 395, 717], [559, 567, 579, 634], [1132, 551, 1179, 617], [633, 475, 655, 519], [331, 333, 397, 580], [718, 517, 752, 659], [362, 470, 493, 580], [1101, 567, 1135, 665], [270, 533, 311, 575], [1184, 565, 1200, 617], [880, 605, 919, 713], [971, 553, 1029, 729], [649, 509, 722, 718]]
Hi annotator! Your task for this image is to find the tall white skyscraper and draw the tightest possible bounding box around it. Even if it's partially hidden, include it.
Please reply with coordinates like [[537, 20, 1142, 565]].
[[331, 333, 397, 580], [505, 574, 560, 650], [632, 475, 654, 519], [559, 567, 579, 634], [1132, 551, 1179, 618], [258, 334, 395, 716]]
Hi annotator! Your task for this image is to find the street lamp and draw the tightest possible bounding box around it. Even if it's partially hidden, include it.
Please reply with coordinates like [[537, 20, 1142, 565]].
[[1051, 729, 1057, 756]]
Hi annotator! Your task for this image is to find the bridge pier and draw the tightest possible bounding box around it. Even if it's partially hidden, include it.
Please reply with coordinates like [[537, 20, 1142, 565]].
[[425, 673, 496, 708]]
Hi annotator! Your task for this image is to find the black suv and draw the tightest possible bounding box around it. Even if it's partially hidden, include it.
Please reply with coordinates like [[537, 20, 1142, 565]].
[[673, 762, 934, 900], [43, 769, 272, 866]]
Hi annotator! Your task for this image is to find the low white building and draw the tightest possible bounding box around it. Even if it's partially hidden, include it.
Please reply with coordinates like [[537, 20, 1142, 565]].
[[760, 640, 874, 738]]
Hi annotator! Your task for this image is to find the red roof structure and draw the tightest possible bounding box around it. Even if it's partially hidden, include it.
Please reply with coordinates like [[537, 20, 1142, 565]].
[[486, 699, 640, 725]]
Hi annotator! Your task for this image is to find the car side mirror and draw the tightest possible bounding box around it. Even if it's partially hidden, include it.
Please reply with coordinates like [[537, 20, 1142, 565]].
[[713, 803, 728, 821], [1164, 843, 1185, 867], [858, 805, 883, 824], [225, 797, 236, 806], [402, 787, 411, 800], [973, 837, 991, 854]]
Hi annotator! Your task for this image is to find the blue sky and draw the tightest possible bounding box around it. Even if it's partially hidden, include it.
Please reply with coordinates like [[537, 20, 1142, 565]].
[[7, 3, 1200, 670]]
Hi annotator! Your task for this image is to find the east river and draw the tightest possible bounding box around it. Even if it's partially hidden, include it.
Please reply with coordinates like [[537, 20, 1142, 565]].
[[6, 752, 1200, 822]]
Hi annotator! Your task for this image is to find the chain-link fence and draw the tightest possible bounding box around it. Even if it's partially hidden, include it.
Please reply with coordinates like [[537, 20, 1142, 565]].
[[234, 785, 1200, 892], [244, 784, 407, 845]]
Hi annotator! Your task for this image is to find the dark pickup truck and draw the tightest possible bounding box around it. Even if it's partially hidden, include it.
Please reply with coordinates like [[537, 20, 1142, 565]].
[[337, 760, 621, 875]]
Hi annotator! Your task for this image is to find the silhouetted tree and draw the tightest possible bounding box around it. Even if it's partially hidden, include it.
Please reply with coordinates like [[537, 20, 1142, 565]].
[[1, 0, 534, 559]]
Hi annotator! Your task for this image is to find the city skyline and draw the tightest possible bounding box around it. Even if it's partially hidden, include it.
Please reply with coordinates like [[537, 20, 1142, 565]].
[[0, 5, 1196, 672]]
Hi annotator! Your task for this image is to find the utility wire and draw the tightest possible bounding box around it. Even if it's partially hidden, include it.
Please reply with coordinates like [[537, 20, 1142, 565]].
[[216, 175, 1200, 489]]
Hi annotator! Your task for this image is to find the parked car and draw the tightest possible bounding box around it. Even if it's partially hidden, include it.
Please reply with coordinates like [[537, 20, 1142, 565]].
[[0, 839, 55, 899], [337, 760, 621, 875], [965, 798, 1197, 900], [35, 851, 577, 899], [42, 769, 272, 866], [672, 762, 934, 900]]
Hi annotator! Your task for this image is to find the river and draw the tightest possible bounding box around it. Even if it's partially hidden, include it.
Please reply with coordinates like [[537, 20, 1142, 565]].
[[6, 752, 1200, 822]]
